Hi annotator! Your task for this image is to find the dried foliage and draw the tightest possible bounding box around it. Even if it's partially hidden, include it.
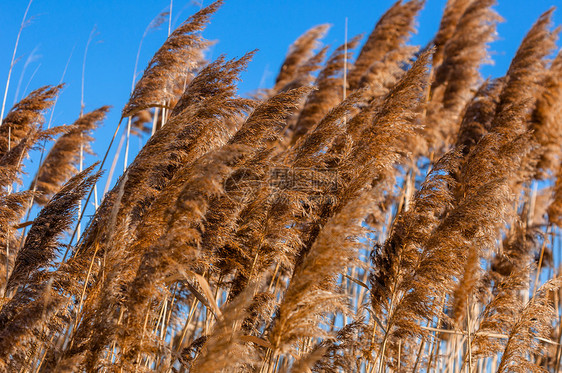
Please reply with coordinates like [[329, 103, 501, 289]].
[[273, 24, 331, 93], [3, 2, 562, 372], [532, 51, 562, 179], [290, 36, 361, 144], [122, 1, 221, 118], [0, 164, 100, 371], [0, 85, 62, 158], [31, 106, 109, 205], [6, 164, 101, 292], [348, 0, 424, 90], [425, 0, 502, 151]]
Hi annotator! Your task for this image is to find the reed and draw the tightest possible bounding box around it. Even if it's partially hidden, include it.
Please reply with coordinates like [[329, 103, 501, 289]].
[[2, 1, 562, 371]]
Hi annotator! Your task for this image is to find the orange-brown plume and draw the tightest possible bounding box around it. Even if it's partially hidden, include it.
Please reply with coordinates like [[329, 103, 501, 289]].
[[31, 106, 109, 205]]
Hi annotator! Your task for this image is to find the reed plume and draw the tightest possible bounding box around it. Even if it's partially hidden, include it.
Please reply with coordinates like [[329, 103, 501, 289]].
[[5, 163, 101, 292], [273, 24, 331, 93], [77, 53, 255, 265], [348, 0, 424, 90], [497, 277, 562, 372], [0, 84, 62, 158], [121, 1, 221, 118], [425, 0, 501, 151], [290, 36, 361, 144], [269, 192, 373, 354], [455, 77, 505, 155], [3, 2, 562, 371], [190, 286, 257, 372], [0, 191, 33, 290], [531, 51, 562, 179], [493, 9, 558, 138], [31, 106, 109, 205], [0, 125, 68, 192], [0, 164, 100, 370], [431, 0, 472, 67]]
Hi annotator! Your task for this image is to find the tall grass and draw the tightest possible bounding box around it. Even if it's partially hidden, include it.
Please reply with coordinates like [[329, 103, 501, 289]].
[[2, 0, 562, 371]]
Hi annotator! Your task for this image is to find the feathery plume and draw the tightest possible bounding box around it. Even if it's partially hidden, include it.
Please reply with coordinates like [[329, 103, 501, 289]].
[[455, 77, 505, 155], [77, 53, 255, 262], [191, 286, 257, 372], [497, 277, 562, 373], [269, 192, 372, 353], [31, 106, 109, 205], [431, 0, 472, 67], [342, 49, 431, 202], [0, 125, 68, 192], [370, 149, 462, 320], [122, 1, 222, 118], [425, 0, 501, 150], [0, 85, 62, 158], [273, 24, 330, 92], [470, 266, 531, 363], [291, 36, 361, 143], [530, 51, 562, 179], [6, 163, 101, 291], [0, 191, 33, 290], [348, 0, 424, 90], [493, 8, 558, 138], [0, 164, 101, 370]]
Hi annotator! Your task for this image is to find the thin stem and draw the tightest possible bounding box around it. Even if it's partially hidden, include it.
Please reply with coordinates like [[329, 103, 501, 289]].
[[0, 0, 33, 122], [104, 129, 126, 195], [62, 117, 124, 261], [123, 117, 132, 172], [532, 225, 550, 295], [343, 17, 348, 101], [168, 0, 173, 37], [81, 26, 97, 117]]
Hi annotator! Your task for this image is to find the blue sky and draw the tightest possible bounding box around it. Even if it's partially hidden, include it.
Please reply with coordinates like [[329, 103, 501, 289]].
[[1, 0, 561, 211]]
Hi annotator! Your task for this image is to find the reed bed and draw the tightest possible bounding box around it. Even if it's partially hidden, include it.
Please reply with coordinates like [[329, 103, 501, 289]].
[[3, 0, 562, 371]]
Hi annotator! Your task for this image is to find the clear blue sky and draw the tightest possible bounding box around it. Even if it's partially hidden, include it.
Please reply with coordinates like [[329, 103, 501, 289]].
[[1, 0, 561, 209]]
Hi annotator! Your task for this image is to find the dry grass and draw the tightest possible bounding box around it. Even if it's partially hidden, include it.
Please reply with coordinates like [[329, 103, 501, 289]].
[[2, 0, 562, 372]]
